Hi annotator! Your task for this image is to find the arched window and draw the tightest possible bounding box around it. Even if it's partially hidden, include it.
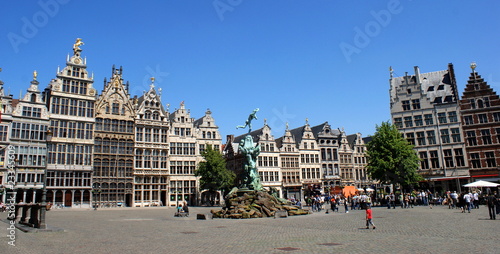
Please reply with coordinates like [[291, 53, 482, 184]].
[[31, 94, 36, 102], [152, 112, 159, 120], [478, 99, 484, 108]]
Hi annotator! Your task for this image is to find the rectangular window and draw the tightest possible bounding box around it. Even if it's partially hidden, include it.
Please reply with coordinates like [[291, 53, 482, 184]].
[[481, 129, 492, 145], [438, 112, 447, 124], [402, 100, 411, 111], [145, 128, 152, 142], [496, 128, 500, 144], [136, 127, 143, 142], [404, 116, 413, 127], [394, 118, 403, 129], [448, 111, 458, 123], [470, 99, 476, 109], [444, 149, 454, 168], [414, 115, 423, 126], [464, 115, 474, 125], [412, 99, 420, 110], [426, 130, 436, 145], [492, 112, 500, 122], [470, 153, 481, 168], [485, 151, 496, 167], [454, 149, 465, 167], [429, 150, 439, 168], [416, 132, 426, 146], [111, 103, 120, 115], [440, 129, 450, 144], [451, 128, 461, 143], [406, 133, 415, 145], [424, 114, 433, 125], [419, 151, 429, 169], [0, 125, 8, 142], [484, 97, 490, 107], [466, 131, 477, 146], [478, 114, 488, 124]]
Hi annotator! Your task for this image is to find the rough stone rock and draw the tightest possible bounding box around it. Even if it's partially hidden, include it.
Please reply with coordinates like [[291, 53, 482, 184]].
[[210, 188, 309, 219]]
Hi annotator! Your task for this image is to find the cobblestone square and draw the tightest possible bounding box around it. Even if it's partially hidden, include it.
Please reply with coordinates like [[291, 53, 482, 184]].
[[1, 205, 498, 254]]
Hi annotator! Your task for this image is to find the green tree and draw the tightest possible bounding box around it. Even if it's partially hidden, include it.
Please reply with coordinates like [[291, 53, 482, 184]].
[[366, 121, 423, 188], [195, 145, 235, 205]]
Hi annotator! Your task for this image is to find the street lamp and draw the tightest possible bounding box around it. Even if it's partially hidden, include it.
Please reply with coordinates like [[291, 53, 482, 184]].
[[39, 129, 52, 229]]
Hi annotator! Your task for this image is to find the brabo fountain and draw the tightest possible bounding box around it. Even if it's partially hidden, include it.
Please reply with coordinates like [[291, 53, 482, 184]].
[[211, 109, 309, 219]]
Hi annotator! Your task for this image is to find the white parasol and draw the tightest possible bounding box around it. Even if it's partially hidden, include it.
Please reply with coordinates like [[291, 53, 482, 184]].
[[463, 180, 499, 188]]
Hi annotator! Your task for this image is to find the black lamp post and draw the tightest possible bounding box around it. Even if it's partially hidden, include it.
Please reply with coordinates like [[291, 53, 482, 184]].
[[39, 129, 52, 229]]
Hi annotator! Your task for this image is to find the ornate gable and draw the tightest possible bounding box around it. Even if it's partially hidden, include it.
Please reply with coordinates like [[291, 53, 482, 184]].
[[48, 38, 96, 97], [12, 72, 49, 119], [95, 66, 135, 119], [194, 108, 217, 128], [169, 101, 193, 124], [258, 121, 274, 141], [136, 78, 168, 122]]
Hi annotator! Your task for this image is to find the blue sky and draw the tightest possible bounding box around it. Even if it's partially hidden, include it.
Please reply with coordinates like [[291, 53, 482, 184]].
[[1, 1, 499, 141]]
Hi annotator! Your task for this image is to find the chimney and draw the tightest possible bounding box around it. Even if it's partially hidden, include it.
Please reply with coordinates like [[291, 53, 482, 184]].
[[414, 66, 421, 85]]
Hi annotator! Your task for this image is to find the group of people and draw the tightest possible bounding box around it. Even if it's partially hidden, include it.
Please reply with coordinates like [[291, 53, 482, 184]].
[[304, 193, 374, 213], [445, 190, 480, 212], [445, 190, 499, 219]]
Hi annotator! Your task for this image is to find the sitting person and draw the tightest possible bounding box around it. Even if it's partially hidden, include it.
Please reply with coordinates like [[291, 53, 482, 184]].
[[182, 201, 189, 215]]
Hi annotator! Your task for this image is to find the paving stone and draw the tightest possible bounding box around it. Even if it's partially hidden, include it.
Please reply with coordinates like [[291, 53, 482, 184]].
[[0, 205, 497, 254]]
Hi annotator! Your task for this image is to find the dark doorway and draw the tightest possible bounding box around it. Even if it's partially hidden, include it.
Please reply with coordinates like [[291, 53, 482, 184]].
[[64, 192, 72, 207], [125, 194, 132, 207], [160, 191, 167, 206]]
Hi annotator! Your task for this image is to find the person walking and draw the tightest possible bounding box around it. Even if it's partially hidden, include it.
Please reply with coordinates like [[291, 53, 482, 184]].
[[486, 192, 496, 220], [464, 192, 472, 213], [365, 205, 376, 229], [473, 191, 479, 209], [458, 193, 466, 213], [344, 196, 349, 213], [451, 191, 458, 209]]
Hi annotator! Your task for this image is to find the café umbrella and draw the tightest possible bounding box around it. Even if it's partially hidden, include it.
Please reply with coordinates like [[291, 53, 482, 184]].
[[463, 180, 499, 188]]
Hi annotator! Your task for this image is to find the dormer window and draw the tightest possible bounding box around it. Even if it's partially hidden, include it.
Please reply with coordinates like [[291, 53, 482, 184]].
[[152, 112, 159, 120]]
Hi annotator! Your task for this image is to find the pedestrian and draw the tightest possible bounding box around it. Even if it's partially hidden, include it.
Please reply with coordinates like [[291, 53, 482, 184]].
[[451, 191, 458, 209], [344, 196, 349, 213], [473, 191, 479, 209], [458, 193, 466, 213], [365, 205, 376, 229], [486, 192, 496, 220], [389, 193, 396, 209], [464, 192, 472, 213], [404, 194, 410, 209], [330, 197, 337, 213]]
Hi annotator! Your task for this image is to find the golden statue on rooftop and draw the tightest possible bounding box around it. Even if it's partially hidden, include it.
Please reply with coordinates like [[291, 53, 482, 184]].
[[73, 38, 84, 54]]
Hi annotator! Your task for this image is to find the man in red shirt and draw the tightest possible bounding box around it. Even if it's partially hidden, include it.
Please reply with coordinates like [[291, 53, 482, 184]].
[[366, 205, 376, 229]]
